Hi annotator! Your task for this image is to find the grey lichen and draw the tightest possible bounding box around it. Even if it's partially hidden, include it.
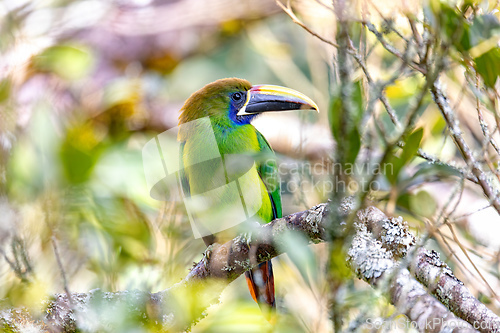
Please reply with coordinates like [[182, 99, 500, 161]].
[[347, 225, 395, 281], [233, 234, 251, 251], [303, 203, 327, 235], [423, 250, 462, 291], [339, 196, 355, 215], [221, 263, 235, 271], [357, 208, 416, 259], [436, 283, 452, 307], [234, 259, 252, 271], [425, 250, 457, 280], [425, 250, 449, 270], [380, 216, 416, 258], [1, 307, 48, 333], [193, 244, 215, 274], [162, 313, 175, 327], [272, 218, 290, 237], [257, 251, 272, 263]]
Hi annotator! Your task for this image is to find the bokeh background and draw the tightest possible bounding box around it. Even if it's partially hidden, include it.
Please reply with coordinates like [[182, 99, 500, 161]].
[[1, 0, 500, 331]]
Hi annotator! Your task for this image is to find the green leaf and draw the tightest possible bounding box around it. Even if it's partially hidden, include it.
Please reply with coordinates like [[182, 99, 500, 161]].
[[413, 162, 463, 179], [0, 79, 11, 103], [328, 80, 364, 166], [475, 47, 500, 88], [459, 0, 478, 13], [409, 190, 437, 217], [34, 44, 93, 80], [395, 161, 463, 193], [329, 239, 351, 282], [352, 80, 364, 124], [278, 231, 317, 287], [434, 1, 466, 42], [401, 127, 423, 164], [396, 192, 411, 211], [385, 155, 404, 185], [468, 14, 500, 48], [7, 110, 60, 200], [60, 142, 99, 184], [385, 128, 423, 185], [454, 21, 470, 52], [59, 123, 104, 184], [345, 126, 361, 166], [328, 94, 342, 143]]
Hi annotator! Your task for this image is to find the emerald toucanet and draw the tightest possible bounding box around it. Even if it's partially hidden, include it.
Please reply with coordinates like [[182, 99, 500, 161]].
[[178, 78, 318, 316]]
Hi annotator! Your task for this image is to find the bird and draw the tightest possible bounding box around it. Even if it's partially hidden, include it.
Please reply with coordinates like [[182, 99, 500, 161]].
[[177, 78, 318, 319]]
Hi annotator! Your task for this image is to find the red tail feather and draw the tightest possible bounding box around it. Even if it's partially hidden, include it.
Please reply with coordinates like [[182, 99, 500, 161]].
[[245, 260, 275, 320]]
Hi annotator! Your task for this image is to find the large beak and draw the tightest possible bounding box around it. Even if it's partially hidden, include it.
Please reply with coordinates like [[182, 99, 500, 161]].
[[237, 85, 319, 116]]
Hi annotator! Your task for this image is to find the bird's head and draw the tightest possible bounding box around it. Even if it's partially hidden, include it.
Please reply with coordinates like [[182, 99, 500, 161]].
[[178, 78, 318, 127]]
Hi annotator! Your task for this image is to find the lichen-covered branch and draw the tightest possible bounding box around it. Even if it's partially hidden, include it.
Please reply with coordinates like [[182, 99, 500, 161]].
[[0, 204, 328, 332], [348, 227, 476, 333], [411, 248, 500, 333], [1, 204, 497, 332], [355, 207, 500, 333], [186, 203, 328, 281]]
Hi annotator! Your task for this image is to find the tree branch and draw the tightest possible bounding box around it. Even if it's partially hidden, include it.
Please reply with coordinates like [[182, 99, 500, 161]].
[[356, 207, 500, 333], [1, 203, 498, 332]]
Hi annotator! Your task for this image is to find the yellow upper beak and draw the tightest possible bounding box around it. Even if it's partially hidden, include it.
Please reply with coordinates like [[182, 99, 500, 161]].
[[237, 85, 319, 116]]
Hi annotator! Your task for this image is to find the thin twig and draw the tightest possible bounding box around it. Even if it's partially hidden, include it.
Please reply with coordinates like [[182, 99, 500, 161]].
[[414, 148, 479, 184], [443, 219, 499, 301], [51, 235, 72, 305], [434, 227, 473, 283], [431, 81, 500, 215], [364, 22, 427, 74], [276, 0, 340, 48]]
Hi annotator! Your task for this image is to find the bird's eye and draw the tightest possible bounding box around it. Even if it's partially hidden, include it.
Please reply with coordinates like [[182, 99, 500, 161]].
[[232, 92, 243, 101]]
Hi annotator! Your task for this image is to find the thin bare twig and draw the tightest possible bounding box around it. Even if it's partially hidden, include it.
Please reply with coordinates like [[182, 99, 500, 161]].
[[434, 227, 474, 284], [276, 0, 407, 130], [431, 81, 500, 215], [415, 148, 479, 184], [364, 22, 427, 74], [443, 219, 499, 300], [275, 0, 339, 48], [51, 235, 72, 305]]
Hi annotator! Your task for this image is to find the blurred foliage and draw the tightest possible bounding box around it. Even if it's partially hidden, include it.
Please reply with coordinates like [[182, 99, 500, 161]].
[[33, 44, 94, 80], [1, 0, 500, 332], [386, 127, 423, 185], [329, 79, 363, 168]]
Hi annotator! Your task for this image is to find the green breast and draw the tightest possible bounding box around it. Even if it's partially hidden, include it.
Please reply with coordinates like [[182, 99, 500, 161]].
[[181, 120, 274, 238]]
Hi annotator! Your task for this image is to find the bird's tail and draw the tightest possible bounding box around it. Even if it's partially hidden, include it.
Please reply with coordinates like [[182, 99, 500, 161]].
[[245, 260, 275, 321]]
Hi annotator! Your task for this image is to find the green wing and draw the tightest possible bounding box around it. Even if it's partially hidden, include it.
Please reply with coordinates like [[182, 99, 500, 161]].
[[255, 130, 282, 220], [180, 128, 282, 225]]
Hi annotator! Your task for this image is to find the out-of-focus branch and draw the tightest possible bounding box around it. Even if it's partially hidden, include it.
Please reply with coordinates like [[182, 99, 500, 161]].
[[364, 22, 427, 75], [2, 203, 497, 332], [394, 143, 480, 184], [276, 0, 404, 130], [0, 204, 329, 332], [107, 0, 280, 36], [275, 0, 339, 48], [431, 80, 500, 216]]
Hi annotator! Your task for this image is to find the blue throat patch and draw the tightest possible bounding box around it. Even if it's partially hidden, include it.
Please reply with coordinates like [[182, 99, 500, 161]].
[[228, 102, 258, 126]]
